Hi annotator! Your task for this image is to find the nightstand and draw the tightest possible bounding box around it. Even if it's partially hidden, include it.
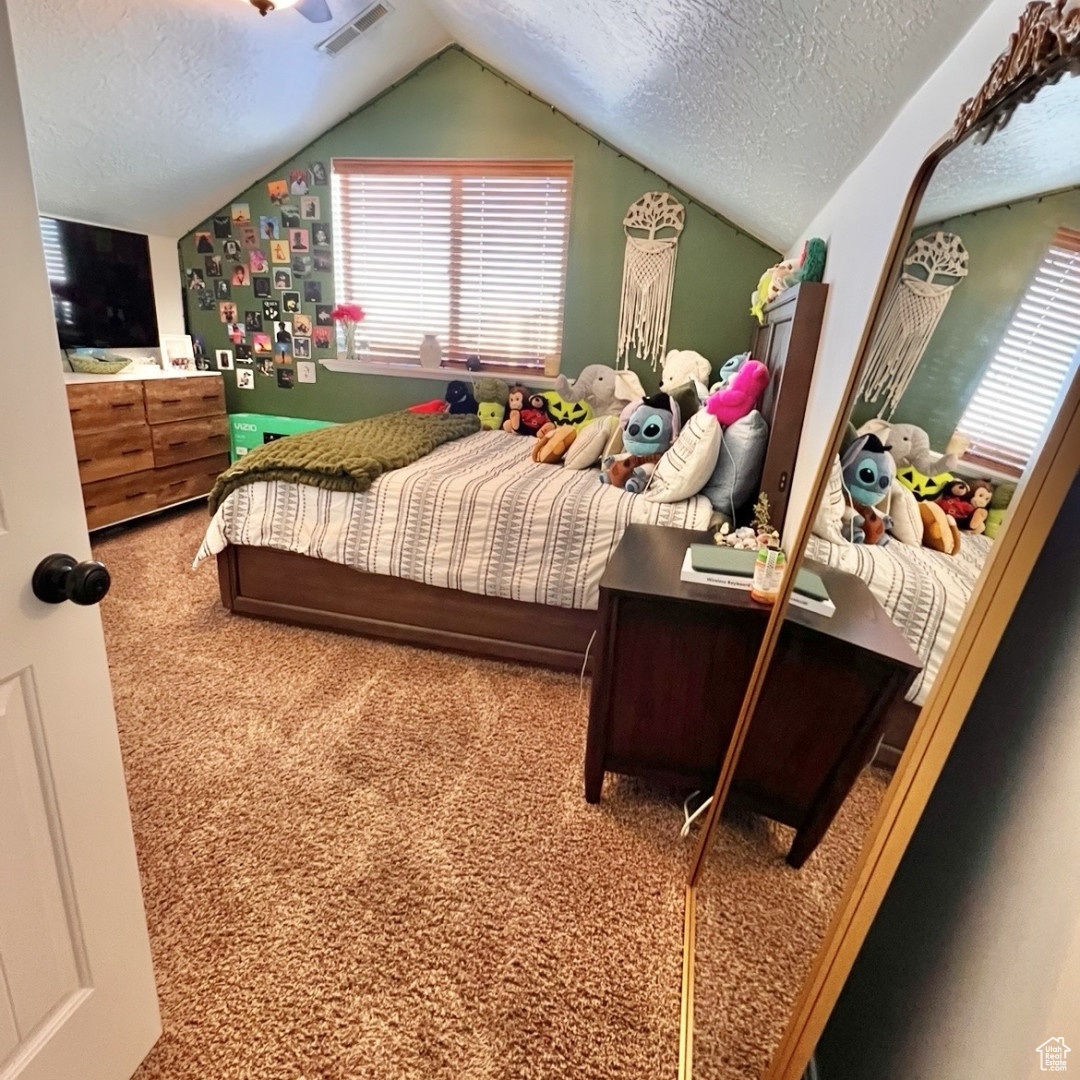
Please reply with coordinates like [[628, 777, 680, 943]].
[[585, 524, 921, 866]]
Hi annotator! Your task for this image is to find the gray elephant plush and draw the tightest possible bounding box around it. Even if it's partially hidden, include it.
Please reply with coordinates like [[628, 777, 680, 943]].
[[555, 364, 633, 418], [858, 418, 966, 474]]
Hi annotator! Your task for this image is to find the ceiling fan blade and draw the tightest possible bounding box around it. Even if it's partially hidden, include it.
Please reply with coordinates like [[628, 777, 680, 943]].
[[296, 0, 333, 23]]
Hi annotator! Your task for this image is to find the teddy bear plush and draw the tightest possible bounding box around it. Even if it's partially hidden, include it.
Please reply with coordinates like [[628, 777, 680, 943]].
[[659, 350, 711, 400], [935, 478, 975, 527], [531, 423, 577, 464]]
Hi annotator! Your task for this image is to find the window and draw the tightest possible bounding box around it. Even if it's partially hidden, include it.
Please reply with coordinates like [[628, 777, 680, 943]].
[[332, 159, 573, 374], [39, 216, 74, 331], [954, 226, 1080, 475]]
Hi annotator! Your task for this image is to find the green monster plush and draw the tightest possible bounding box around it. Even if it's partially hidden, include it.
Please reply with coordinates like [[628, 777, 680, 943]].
[[474, 377, 510, 431]]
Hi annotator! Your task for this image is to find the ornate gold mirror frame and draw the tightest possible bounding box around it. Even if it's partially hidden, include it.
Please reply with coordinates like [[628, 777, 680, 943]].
[[678, 4, 1080, 1078]]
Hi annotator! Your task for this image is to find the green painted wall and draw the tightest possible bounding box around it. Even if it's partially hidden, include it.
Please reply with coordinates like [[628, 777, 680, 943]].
[[178, 47, 777, 422], [852, 187, 1080, 448]]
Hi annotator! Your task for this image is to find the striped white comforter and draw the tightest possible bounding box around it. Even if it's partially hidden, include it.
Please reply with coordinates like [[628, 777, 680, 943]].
[[805, 532, 994, 705], [196, 429, 713, 611]]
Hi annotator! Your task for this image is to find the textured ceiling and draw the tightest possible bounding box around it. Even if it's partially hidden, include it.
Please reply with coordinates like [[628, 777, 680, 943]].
[[422, 0, 993, 248], [8, 0, 994, 245], [918, 72, 1080, 224], [8, 0, 451, 237]]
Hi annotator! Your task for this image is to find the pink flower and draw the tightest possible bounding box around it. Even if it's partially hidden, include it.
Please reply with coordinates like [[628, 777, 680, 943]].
[[330, 304, 365, 324]]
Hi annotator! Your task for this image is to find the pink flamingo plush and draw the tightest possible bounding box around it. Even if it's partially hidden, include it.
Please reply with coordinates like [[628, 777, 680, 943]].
[[705, 360, 770, 427]]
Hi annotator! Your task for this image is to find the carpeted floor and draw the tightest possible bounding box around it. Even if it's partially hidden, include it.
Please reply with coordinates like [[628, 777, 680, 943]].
[[94, 506, 884, 1080], [692, 775, 887, 1079]]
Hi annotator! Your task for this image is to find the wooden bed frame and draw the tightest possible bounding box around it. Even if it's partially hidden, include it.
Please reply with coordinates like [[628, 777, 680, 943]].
[[216, 284, 829, 674]]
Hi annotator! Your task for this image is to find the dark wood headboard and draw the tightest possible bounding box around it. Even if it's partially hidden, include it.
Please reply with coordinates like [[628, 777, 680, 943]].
[[748, 282, 828, 532]]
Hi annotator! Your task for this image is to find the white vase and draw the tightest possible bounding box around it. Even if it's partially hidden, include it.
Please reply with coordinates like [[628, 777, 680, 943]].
[[419, 334, 443, 370]]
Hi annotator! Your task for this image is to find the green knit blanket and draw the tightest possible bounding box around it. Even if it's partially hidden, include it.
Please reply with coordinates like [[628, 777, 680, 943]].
[[208, 410, 480, 513]]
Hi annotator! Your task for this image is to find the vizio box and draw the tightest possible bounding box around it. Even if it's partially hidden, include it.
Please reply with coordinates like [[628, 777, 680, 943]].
[[228, 413, 336, 462]]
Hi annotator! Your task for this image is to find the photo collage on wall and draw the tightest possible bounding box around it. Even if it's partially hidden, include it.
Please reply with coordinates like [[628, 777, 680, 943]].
[[181, 161, 332, 393]]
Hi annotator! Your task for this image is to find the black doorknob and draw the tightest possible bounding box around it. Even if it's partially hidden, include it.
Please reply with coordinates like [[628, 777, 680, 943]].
[[32, 554, 111, 606]]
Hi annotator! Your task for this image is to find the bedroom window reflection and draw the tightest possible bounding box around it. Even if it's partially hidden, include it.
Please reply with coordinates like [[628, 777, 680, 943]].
[[332, 159, 573, 375], [955, 226, 1080, 475]]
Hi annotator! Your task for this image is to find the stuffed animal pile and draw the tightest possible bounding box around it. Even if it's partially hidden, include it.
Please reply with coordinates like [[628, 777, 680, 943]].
[[846, 419, 997, 554], [750, 238, 828, 323]]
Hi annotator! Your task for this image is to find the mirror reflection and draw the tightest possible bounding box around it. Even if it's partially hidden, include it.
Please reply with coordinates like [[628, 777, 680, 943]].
[[691, 67, 1080, 1080]]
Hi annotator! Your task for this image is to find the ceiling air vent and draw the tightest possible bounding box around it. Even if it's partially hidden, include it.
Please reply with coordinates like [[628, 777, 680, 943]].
[[317, 1, 391, 56]]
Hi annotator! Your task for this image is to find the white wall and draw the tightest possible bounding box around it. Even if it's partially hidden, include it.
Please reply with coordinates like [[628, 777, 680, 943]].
[[815, 473, 1080, 1079], [147, 233, 184, 336], [782, 0, 1034, 540]]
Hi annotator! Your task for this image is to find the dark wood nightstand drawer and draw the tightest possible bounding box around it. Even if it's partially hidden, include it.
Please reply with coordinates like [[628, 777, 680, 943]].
[[154, 454, 229, 506], [151, 415, 229, 467], [586, 523, 921, 866], [73, 424, 154, 483], [144, 377, 225, 424], [67, 381, 145, 433], [81, 469, 158, 530]]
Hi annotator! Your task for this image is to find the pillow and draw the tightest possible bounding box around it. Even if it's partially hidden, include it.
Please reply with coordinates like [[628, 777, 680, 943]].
[[667, 381, 701, 424], [644, 410, 721, 503], [702, 410, 768, 517], [813, 454, 849, 544], [886, 478, 923, 545], [983, 506, 1007, 539], [564, 415, 620, 470]]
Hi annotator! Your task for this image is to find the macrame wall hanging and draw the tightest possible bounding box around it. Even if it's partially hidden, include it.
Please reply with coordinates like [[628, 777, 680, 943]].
[[859, 231, 969, 419], [617, 191, 685, 371]]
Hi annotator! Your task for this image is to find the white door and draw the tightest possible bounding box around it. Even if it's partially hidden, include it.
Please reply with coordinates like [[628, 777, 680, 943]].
[[0, 0, 161, 1075]]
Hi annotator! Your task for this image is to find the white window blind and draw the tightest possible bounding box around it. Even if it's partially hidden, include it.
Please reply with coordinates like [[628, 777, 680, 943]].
[[332, 159, 572, 373], [955, 226, 1080, 474], [39, 217, 74, 329]]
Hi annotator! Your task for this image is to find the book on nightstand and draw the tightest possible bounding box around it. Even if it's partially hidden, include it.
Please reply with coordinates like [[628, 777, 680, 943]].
[[680, 545, 836, 617]]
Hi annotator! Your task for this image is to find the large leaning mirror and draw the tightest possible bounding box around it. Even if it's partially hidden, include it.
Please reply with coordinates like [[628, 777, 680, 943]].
[[684, 6, 1080, 1079]]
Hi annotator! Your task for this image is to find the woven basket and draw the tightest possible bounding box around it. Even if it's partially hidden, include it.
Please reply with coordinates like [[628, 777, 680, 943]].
[[68, 355, 131, 374]]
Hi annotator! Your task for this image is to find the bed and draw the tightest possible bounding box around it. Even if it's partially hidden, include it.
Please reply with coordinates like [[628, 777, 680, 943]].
[[198, 430, 713, 667], [805, 530, 994, 762], [202, 284, 829, 669]]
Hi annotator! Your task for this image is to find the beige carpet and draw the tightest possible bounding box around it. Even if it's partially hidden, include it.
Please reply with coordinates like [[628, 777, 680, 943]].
[[693, 775, 887, 1079], [94, 506, 884, 1080]]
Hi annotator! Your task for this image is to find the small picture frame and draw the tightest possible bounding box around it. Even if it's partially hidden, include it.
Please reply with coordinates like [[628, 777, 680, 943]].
[[160, 334, 195, 371]]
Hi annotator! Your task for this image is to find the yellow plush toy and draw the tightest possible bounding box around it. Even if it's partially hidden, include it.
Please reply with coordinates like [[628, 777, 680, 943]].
[[541, 390, 593, 429]]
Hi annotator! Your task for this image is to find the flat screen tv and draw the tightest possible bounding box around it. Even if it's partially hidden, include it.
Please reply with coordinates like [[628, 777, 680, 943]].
[[39, 217, 159, 349]]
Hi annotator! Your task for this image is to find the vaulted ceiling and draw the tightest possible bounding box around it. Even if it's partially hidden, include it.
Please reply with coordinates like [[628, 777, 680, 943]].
[[9, 0, 992, 249]]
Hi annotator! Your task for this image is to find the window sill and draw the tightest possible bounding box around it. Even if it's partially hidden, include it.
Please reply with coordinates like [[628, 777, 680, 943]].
[[319, 356, 560, 387], [956, 455, 1023, 483]]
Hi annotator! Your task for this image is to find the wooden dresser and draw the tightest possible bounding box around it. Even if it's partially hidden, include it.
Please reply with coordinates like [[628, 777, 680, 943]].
[[65, 373, 228, 530]]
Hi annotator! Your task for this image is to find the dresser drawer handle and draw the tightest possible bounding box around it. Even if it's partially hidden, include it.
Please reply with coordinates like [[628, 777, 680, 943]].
[[168, 440, 189, 448], [77, 457, 91, 465], [125, 491, 149, 500], [110, 402, 135, 409], [160, 398, 181, 405], [121, 447, 145, 456], [167, 480, 187, 488]]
